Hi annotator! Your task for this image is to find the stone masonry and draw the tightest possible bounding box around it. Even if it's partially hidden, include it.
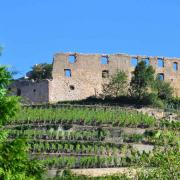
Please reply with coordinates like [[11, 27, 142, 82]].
[[11, 52, 180, 104]]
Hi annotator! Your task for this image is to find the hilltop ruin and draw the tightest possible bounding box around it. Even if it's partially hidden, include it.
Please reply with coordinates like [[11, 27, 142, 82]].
[[11, 52, 180, 103]]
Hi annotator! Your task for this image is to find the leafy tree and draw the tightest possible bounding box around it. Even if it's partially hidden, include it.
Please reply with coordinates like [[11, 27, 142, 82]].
[[130, 61, 155, 100], [0, 52, 45, 179], [102, 71, 128, 97], [0, 66, 20, 125], [155, 78, 173, 101], [28, 63, 52, 80]]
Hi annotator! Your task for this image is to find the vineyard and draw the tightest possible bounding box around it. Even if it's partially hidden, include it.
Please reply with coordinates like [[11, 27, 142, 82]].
[[5, 105, 180, 179]]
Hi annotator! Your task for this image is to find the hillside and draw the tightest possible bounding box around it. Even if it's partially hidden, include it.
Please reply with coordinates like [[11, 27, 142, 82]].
[[5, 104, 180, 179]]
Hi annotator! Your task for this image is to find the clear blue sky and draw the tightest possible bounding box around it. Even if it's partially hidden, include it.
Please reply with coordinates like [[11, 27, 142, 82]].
[[0, 0, 180, 77]]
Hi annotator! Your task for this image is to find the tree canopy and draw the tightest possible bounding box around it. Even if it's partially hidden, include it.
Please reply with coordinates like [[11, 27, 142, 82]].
[[28, 63, 52, 80], [102, 71, 128, 98], [0, 47, 45, 180], [130, 61, 155, 100]]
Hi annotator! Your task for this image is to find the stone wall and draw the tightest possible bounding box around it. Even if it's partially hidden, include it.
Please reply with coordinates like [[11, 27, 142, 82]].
[[11, 52, 180, 103], [50, 52, 180, 103], [10, 80, 49, 104]]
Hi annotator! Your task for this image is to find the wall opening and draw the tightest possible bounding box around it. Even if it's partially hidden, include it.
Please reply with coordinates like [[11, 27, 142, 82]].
[[131, 58, 138, 67], [64, 69, 71, 77], [68, 55, 76, 63], [101, 56, 108, 64], [157, 73, 164, 81], [69, 85, 75, 90], [173, 62, 178, 71], [17, 88, 21, 96], [33, 89, 36, 93], [102, 70, 109, 78], [158, 58, 164, 67], [143, 58, 149, 65]]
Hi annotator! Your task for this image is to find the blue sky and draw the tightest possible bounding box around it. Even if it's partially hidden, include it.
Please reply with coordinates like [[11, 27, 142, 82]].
[[0, 0, 180, 78]]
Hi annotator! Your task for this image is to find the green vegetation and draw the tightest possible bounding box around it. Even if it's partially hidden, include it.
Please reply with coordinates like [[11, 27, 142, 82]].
[[41, 155, 136, 169], [4, 104, 179, 179], [8, 107, 156, 128], [28, 63, 52, 80], [0, 64, 45, 179], [130, 61, 155, 100], [1, 57, 179, 179], [102, 71, 128, 97], [101, 61, 175, 109]]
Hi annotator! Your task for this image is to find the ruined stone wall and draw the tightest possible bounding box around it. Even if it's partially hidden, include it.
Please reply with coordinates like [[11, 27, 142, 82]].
[[50, 53, 180, 102], [10, 80, 50, 104], [12, 52, 180, 104]]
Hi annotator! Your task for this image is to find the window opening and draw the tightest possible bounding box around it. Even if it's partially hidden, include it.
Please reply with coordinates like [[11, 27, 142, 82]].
[[131, 58, 138, 67], [158, 58, 164, 67], [101, 56, 108, 64], [68, 55, 76, 63], [173, 62, 178, 71], [64, 69, 71, 77], [102, 70, 109, 78], [157, 73, 164, 81]]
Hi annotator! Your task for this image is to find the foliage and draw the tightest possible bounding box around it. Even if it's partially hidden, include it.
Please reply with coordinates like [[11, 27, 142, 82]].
[[136, 146, 180, 179], [129, 61, 155, 100], [155, 78, 173, 101], [9, 107, 156, 128], [102, 71, 128, 97], [0, 137, 44, 180], [28, 63, 52, 80], [0, 66, 20, 125], [8, 129, 110, 141], [0, 64, 45, 179]]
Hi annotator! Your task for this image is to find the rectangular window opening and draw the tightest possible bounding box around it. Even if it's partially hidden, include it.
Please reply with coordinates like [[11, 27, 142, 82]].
[[68, 55, 76, 63], [101, 56, 108, 64], [158, 58, 164, 68], [64, 69, 71, 77], [173, 62, 178, 71]]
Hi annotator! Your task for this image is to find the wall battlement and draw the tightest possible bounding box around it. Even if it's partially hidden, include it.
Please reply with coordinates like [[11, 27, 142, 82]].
[[11, 52, 180, 103]]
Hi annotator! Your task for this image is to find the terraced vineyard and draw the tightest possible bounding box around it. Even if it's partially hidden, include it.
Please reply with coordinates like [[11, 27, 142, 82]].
[[5, 105, 180, 179]]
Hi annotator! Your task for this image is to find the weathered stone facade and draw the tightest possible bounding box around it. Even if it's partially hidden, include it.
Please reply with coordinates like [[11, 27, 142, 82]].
[[11, 52, 180, 103], [10, 80, 50, 103]]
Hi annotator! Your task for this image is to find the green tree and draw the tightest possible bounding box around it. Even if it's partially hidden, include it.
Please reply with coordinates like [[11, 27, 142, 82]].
[[0, 53, 45, 179], [130, 61, 155, 100], [102, 71, 128, 97], [155, 78, 173, 101], [0, 66, 20, 125], [28, 63, 52, 80]]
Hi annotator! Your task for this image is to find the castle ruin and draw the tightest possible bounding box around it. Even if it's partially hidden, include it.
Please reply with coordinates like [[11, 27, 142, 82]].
[[11, 52, 180, 103]]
